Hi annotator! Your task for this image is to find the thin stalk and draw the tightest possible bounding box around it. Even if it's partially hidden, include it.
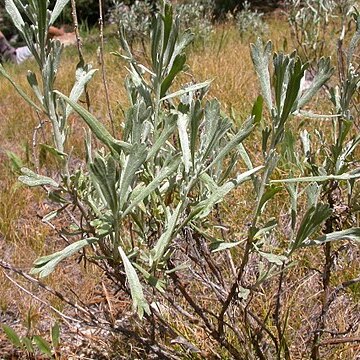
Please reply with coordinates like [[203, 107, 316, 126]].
[[218, 161, 272, 338], [311, 181, 337, 359], [168, 262, 245, 359], [153, 1, 166, 142], [275, 262, 286, 360], [311, 242, 332, 360], [99, 0, 115, 136], [70, 0, 91, 111]]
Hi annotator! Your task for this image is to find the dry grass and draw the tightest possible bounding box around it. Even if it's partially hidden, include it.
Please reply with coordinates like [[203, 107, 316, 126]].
[[0, 14, 360, 359]]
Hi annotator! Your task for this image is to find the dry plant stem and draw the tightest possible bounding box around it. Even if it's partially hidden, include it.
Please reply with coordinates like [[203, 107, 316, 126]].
[[215, 204, 236, 277], [247, 308, 278, 350], [2, 270, 79, 326], [218, 235, 252, 338], [0, 260, 180, 359], [32, 113, 46, 174], [0, 259, 93, 320], [70, 0, 91, 111], [274, 262, 286, 357], [161, 293, 198, 323], [320, 337, 360, 346], [192, 232, 225, 287], [98, 0, 115, 136], [102, 281, 115, 325], [312, 180, 344, 359], [168, 264, 244, 359], [218, 159, 272, 339], [311, 242, 332, 359], [38, 209, 71, 245]]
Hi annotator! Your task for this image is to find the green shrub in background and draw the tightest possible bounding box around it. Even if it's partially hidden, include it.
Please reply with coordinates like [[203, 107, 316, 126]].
[[1, 0, 360, 358], [109, 0, 155, 46], [175, 0, 214, 43], [286, 0, 356, 67], [236, 0, 268, 40], [49, 0, 113, 26], [109, 0, 214, 48]]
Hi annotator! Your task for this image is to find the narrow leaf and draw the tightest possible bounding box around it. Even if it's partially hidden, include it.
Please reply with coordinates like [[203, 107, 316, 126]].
[[51, 323, 60, 348], [123, 157, 181, 217], [257, 251, 287, 266], [19, 168, 59, 187], [33, 336, 52, 356], [205, 117, 254, 171], [5, 0, 25, 33], [192, 166, 263, 219], [177, 113, 191, 173], [252, 95, 263, 125], [271, 172, 360, 183], [297, 57, 333, 109], [250, 39, 273, 110], [55, 91, 131, 154], [161, 53, 186, 97], [118, 246, 150, 319], [303, 228, 360, 246], [50, 0, 70, 25], [21, 337, 34, 353], [291, 204, 332, 253], [65, 67, 97, 119], [160, 80, 212, 102], [119, 144, 147, 211], [210, 241, 241, 252], [2, 324, 21, 348], [151, 203, 182, 263], [0, 65, 42, 112], [30, 238, 98, 277]]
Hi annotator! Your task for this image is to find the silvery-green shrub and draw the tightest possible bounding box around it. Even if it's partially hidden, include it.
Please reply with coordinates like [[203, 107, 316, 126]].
[[109, 0, 154, 46], [175, 0, 214, 42], [286, 0, 356, 65], [236, 1, 268, 40], [2, 0, 360, 358]]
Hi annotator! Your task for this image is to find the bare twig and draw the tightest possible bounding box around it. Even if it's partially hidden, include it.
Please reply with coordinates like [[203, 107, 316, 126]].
[[0, 259, 93, 320], [215, 204, 236, 277], [70, 0, 91, 111], [320, 336, 360, 346], [2, 270, 80, 325], [274, 262, 286, 356], [168, 261, 244, 359], [98, 0, 115, 136], [102, 281, 115, 325], [32, 114, 47, 173], [0, 259, 181, 359]]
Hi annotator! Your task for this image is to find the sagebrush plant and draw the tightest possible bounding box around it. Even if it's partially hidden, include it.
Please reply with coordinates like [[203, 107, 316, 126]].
[[175, 0, 214, 43], [235, 0, 268, 40], [109, 0, 154, 47], [286, 0, 356, 67], [109, 0, 214, 48], [1, 0, 360, 358]]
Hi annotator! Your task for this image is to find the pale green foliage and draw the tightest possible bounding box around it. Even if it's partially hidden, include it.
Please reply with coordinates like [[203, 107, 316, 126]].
[[286, 0, 356, 64], [109, 0, 214, 46], [109, 0, 154, 45], [236, 1, 268, 40], [175, 0, 214, 42], [1, 0, 96, 158], [5, 2, 258, 319]]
